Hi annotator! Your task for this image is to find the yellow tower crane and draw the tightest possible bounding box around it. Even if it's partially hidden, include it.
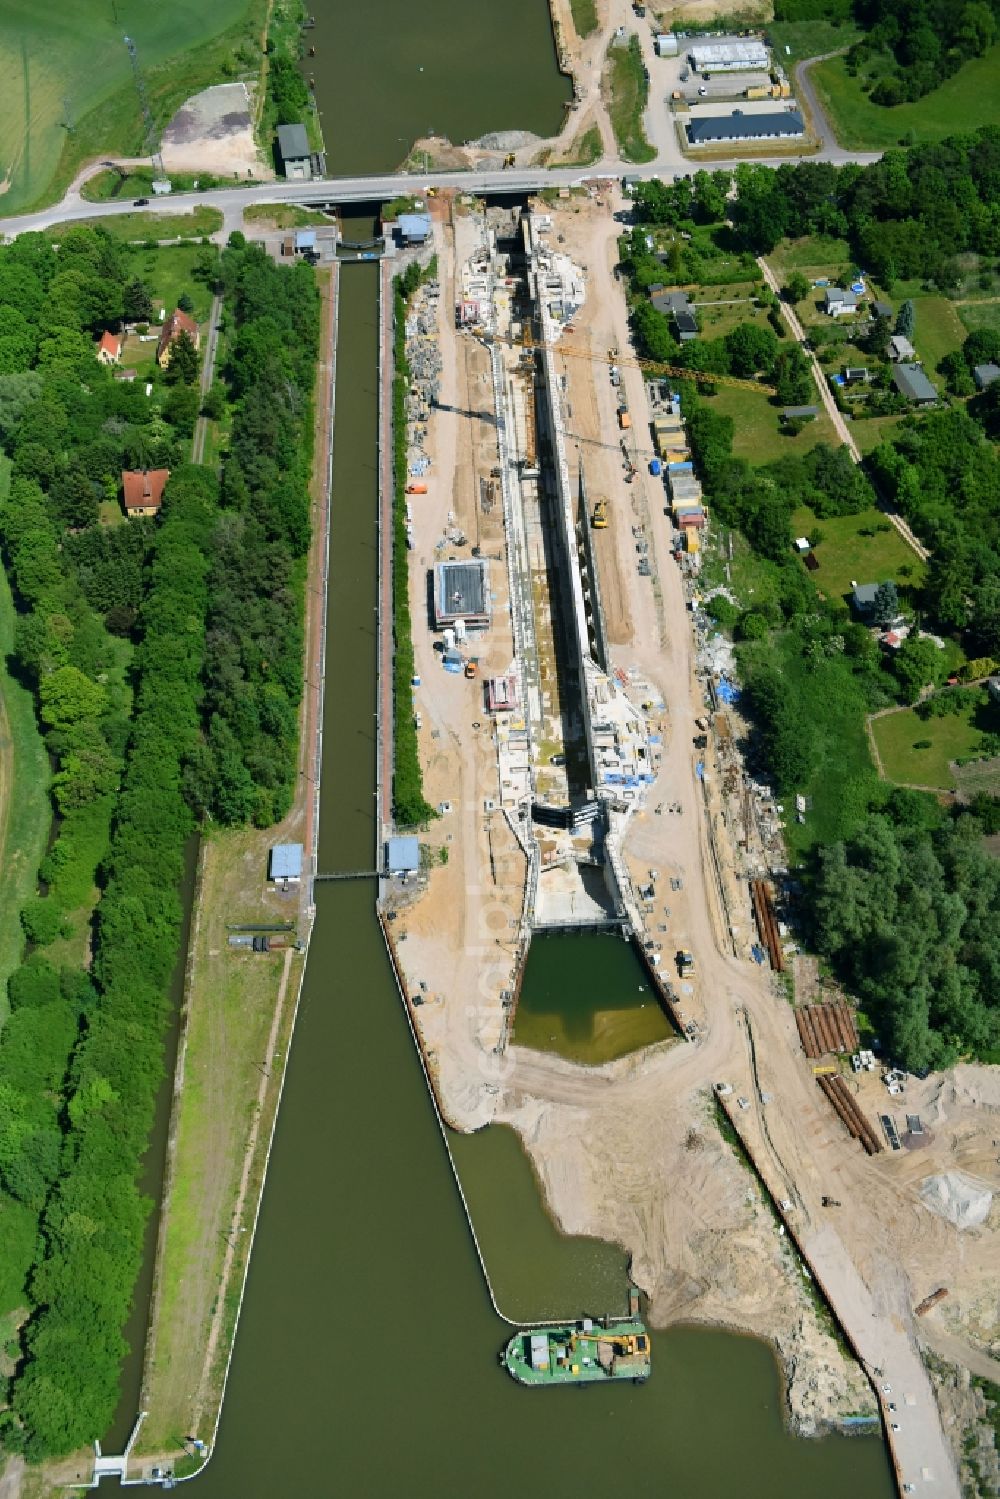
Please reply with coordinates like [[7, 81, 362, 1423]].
[[478, 328, 776, 396]]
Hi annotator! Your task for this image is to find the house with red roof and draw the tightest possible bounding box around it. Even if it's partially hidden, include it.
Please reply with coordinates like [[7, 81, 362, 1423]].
[[156, 308, 200, 369], [122, 469, 170, 519], [96, 331, 123, 365]]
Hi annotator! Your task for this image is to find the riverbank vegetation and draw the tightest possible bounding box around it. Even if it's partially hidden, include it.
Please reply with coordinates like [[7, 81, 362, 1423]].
[[392, 264, 435, 827], [624, 137, 1000, 1070], [605, 36, 655, 165], [0, 223, 320, 1457], [262, 0, 324, 157]]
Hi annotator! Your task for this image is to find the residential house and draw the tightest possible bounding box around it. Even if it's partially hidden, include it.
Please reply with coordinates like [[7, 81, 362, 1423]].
[[674, 308, 699, 342], [651, 289, 691, 316], [892, 362, 937, 404], [872, 300, 893, 321], [851, 582, 882, 620], [887, 334, 915, 362], [122, 468, 170, 519], [973, 363, 1000, 391], [824, 287, 858, 317], [156, 308, 200, 370], [96, 331, 122, 365], [276, 123, 312, 181]]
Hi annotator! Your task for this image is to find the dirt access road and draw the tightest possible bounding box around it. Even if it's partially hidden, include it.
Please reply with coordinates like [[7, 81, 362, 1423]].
[[488, 193, 960, 1495]]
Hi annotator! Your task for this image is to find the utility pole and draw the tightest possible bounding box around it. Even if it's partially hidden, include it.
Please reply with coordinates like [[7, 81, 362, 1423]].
[[124, 33, 167, 183]]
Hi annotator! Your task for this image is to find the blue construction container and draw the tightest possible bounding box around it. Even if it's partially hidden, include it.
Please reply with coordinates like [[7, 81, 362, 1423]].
[[667, 461, 693, 472], [649, 458, 662, 476]]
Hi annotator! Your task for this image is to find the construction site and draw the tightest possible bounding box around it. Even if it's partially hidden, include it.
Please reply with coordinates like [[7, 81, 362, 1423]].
[[382, 186, 1000, 1498]]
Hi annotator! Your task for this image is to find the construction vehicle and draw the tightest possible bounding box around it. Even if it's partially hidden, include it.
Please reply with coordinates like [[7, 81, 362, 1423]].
[[591, 498, 608, 529], [676, 949, 696, 978], [502, 153, 516, 168], [464, 658, 479, 680]]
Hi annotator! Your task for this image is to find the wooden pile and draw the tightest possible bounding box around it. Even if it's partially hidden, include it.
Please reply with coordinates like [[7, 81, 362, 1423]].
[[817, 1075, 881, 1155], [795, 1002, 858, 1058]]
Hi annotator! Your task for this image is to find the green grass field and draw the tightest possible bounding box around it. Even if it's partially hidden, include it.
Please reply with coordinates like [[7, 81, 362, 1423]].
[[0, 0, 265, 214], [811, 45, 1000, 151], [705, 385, 839, 464], [791, 504, 926, 606], [766, 19, 862, 64], [850, 413, 907, 454], [873, 696, 1000, 790], [958, 301, 1000, 335], [767, 235, 853, 280], [132, 243, 216, 322], [51, 207, 223, 244], [569, 0, 599, 39], [911, 295, 966, 372], [606, 36, 654, 165]]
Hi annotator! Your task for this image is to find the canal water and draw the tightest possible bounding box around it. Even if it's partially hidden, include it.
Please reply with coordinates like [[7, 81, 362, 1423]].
[[512, 931, 673, 1063], [189, 254, 893, 1495], [306, 0, 572, 175]]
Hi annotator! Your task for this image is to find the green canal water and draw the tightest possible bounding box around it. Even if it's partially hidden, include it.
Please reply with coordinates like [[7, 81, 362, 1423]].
[[189, 254, 893, 1496], [306, 0, 572, 175], [512, 931, 674, 1063]]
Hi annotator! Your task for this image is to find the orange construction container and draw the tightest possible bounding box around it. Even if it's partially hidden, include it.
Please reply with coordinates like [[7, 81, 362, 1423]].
[[618, 411, 632, 430], [405, 482, 428, 494]]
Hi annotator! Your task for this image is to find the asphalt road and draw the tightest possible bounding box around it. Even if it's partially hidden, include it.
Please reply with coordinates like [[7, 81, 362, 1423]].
[[0, 140, 884, 242]]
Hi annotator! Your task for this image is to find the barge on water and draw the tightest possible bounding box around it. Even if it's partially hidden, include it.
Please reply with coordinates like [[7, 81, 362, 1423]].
[[502, 1317, 651, 1387]]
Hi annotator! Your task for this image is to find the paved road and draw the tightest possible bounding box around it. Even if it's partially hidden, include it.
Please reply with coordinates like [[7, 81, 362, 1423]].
[[0, 139, 885, 242], [794, 50, 850, 155], [190, 292, 222, 466]]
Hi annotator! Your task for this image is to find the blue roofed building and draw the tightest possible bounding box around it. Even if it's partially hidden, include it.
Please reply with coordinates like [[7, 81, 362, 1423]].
[[269, 842, 304, 883], [398, 213, 432, 245], [387, 836, 420, 875]]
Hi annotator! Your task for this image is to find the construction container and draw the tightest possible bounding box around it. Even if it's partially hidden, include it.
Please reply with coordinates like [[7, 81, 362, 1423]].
[[618, 411, 632, 429], [685, 530, 700, 554], [667, 460, 693, 473], [649, 458, 662, 476], [406, 482, 428, 494], [746, 86, 768, 100]]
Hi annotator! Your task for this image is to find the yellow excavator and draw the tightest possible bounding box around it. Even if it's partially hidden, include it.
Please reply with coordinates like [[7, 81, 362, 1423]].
[[591, 498, 608, 529]]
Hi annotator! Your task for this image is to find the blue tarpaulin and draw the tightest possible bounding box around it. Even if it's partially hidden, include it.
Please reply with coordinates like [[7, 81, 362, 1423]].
[[648, 734, 662, 745], [717, 678, 741, 705], [751, 944, 766, 965], [695, 761, 704, 780]]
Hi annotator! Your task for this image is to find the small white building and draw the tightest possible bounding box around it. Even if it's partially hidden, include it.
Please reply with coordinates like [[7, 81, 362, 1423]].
[[689, 38, 769, 73], [655, 33, 679, 56], [887, 334, 916, 361], [824, 287, 858, 317]]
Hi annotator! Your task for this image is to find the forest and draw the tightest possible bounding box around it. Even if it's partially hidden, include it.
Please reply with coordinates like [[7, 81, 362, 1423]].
[[0, 227, 317, 1456], [774, 0, 999, 104]]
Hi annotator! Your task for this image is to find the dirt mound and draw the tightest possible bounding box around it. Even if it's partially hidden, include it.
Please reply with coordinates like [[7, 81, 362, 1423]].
[[920, 1172, 993, 1231]]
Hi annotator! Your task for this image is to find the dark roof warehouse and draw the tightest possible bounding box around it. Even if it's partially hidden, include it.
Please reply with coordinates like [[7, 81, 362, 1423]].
[[687, 110, 804, 145]]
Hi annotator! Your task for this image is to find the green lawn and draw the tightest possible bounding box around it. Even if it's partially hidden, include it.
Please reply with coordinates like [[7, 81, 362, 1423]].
[[133, 243, 216, 323], [767, 235, 853, 279], [50, 207, 223, 244], [606, 36, 654, 165], [957, 301, 1000, 335], [911, 295, 966, 372], [0, 527, 51, 1029], [569, 0, 599, 39], [695, 296, 768, 339], [0, 0, 265, 214], [873, 696, 1000, 791], [810, 45, 1000, 151], [766, 20, 862, 63], [850, 413, 907, 455], [705, 385, 839, 463], [791, 504, 926, 606]]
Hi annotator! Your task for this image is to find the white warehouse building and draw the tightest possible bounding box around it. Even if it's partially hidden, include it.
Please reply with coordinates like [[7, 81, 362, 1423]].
[[689, 39, 769, 73]]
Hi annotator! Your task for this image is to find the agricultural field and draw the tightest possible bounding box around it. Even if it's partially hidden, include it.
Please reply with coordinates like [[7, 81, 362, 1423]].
[[872, 694, 1000, 792], [705, 385, 838, 464], [791, 504, 926, 607], [0, 0, 264, 214], [810, 44, 1000, 151]]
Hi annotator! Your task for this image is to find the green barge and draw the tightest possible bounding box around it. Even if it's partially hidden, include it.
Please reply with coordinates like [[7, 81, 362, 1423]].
[[502, 1318, 651, 1387]]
